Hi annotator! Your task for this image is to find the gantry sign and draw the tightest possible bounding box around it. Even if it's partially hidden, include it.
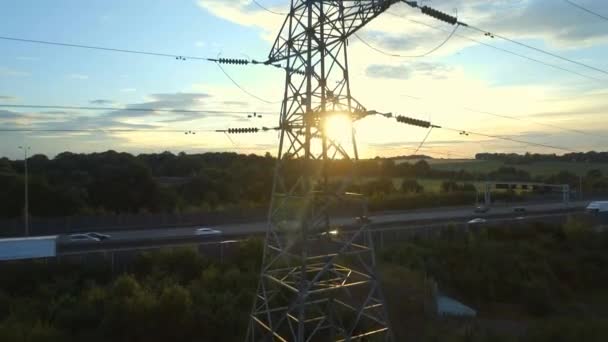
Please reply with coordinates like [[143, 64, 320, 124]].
[[247, 1, 404, 341]]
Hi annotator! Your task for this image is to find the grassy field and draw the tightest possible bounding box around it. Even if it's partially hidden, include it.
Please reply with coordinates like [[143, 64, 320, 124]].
[[396, 158, 608, 177]]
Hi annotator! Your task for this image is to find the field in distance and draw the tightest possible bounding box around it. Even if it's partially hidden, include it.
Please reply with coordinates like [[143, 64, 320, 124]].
[[395, 158, 608, 177]]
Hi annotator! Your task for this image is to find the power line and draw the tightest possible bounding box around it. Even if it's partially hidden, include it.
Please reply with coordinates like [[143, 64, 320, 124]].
[[401, 2, 608, 77], [0, 35, 297, 99], [441, 126, 576, 152], [399, 93, 604, 139], [460, 106, 599, 138], [0, 126, 280, 134], [252, 0, 287, 16], [214, 62, 282, 104], [0, 104, 277, 115], [353, 23, 459, 58], [563, 0, 608, 22], [464, 25, 608, 77], [387, 13, 603, 82], [413, 127, 434, 154], [0, 35, 212, 61], [0, 128, 209, 133], [392, 114, 578, 152]]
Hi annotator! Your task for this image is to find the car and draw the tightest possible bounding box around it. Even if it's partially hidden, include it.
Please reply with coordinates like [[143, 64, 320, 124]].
[[513, 207, 526, 213], [195, 228, 222, 236], [86, 232, 111, 240], [69, 233, 100, 242], [467, 218, 487, 224], [319, 229, 339, 237], [474, 206, 490, 213]]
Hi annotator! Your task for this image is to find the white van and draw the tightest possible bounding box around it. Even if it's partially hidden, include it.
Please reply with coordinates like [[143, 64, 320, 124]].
[[586, 201, 608, 214]]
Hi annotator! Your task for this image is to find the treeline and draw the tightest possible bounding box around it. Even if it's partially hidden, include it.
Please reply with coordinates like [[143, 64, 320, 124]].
[[2, 151, 608, 219], [0, 239, 262, 342], [476, 151, 608, 164], [0, 151, 274, 218]]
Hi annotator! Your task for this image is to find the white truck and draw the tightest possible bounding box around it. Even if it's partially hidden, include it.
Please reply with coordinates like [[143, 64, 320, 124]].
[[0, 236, 57, 261]]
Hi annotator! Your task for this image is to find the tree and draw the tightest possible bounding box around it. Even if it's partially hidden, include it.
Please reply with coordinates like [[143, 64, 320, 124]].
[[401, 179, 424, 193]]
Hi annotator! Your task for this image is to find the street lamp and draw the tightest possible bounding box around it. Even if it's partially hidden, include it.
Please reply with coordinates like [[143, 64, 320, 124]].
[[18, 146, 30, 236]]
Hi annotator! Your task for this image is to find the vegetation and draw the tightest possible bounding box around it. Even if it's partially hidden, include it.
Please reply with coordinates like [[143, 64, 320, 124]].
[[0, 220, 607, 340], [0, 239, 262, 342], [2, 151, 608, 220], [380, 218, 608, 341]]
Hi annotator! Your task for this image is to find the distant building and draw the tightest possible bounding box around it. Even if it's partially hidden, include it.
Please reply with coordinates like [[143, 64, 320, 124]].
[[436, 295, 477, 318], [430, 281, 477, 318]]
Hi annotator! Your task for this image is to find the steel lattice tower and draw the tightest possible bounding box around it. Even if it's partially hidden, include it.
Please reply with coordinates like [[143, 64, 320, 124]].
[[248, 1, 401, 341]]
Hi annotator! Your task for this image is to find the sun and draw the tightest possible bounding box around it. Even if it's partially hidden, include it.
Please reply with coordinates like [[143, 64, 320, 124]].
[[323, 114, 353, 145]]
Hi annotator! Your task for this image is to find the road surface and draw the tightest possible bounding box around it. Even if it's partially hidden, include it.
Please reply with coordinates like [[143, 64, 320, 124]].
[[58, 201, 587, 254]]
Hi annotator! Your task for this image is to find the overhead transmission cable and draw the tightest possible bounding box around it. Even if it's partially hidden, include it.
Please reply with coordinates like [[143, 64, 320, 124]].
[[0, 126, 280, 134], [0, 36, 212, 61], [392, 114, 577, 152], [399, 93, 604, 139], [464, 25, 608, 77], [214, 62, 281, 104], [402, 1, 608, 78], [0, 128, 203, 133], [252, 0, 288, 15], [413, 126, 433, 155], [562, 0, 608, 23], [0, 35, 290, 103], [0, 104, 277, 115], [386, 12, 602, 82], [353, 23, 459, 57]]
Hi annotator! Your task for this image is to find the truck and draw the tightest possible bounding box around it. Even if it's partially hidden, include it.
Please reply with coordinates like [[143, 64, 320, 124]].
[[0, 236, 57, 261]]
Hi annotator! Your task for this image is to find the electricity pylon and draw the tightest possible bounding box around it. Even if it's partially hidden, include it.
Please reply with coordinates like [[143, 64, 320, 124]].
[[248, 1, 401, 341]]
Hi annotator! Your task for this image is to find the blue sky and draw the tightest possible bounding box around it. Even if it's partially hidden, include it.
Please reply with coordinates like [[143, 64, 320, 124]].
[[1, 0, 607, 159]]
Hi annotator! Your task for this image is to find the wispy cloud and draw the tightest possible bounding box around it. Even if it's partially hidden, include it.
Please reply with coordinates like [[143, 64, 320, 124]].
[[89, 99, 114, 105], [0, 95, 18, 102], [366, 62, 452, 80], [69, 74, 89, 80], [0, 67, 30, 77]]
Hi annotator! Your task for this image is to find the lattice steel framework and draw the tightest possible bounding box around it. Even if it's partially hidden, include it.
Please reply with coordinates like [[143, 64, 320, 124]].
[[248, 1, 401, 341]]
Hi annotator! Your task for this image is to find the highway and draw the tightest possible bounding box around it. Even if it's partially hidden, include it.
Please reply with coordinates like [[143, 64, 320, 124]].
[[57, 201, 588, 254]]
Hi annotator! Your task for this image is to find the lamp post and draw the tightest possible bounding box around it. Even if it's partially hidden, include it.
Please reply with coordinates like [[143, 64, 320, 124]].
[[18, 146, 30, 236]]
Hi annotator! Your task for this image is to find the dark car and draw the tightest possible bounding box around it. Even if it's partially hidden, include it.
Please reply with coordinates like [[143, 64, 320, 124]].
[[355, 216, 372, 224], [513, 207, 526, 213], [474, 206, 490, 213]]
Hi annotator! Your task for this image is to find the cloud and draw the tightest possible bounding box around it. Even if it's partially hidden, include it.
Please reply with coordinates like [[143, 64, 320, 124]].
[[366, 62, 452, 79], [121, 88, 137, 92], [0, 95, 17, 102], [0, 110, 20, 120], [221, 100, 249, 106], [195, 41, 206, 47], [365, 64, 411, 79], [102, 92, 248, 123], [196, 0, 286, 40], [69, 74, 89, 80], [0, 67, 30, 77], [89, 99, 114, 105]]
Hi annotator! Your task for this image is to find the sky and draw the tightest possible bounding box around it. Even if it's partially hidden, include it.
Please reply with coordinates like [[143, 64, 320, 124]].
[[1, 0, 607, 160]]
